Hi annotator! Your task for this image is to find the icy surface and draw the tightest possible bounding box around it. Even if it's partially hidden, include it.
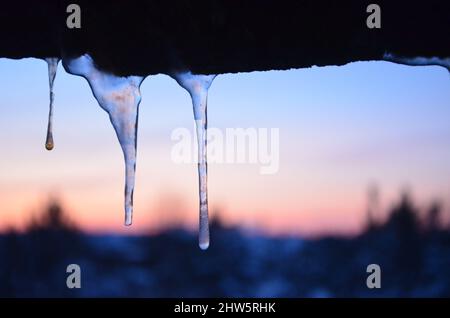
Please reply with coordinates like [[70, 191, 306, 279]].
[[384, 53, 450, 71]]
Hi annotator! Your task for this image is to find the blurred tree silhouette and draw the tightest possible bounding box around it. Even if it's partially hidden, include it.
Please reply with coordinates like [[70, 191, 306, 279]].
[[366, 183, 381, 230], [26, 199, 76, 233], [385, 193, 419, 234], [1, 190, 449, 297], [425, 201, 443, 232]]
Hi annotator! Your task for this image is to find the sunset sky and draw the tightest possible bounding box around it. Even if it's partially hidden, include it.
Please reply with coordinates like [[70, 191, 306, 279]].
[[0, 58, 449, 237]]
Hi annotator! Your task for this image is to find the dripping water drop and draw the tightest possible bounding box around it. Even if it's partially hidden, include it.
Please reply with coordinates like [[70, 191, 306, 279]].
[[44, 58, 59, 151]]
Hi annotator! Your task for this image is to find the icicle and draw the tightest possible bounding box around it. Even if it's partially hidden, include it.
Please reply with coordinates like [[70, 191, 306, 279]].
[[384, 53, 450, 71], [170, 71, 216, 250], [62, 55, 144, 226], [44, 58, 60, 150]]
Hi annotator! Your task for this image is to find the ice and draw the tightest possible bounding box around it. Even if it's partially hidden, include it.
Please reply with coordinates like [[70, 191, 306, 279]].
[[384, 53, 450, 71], [62, 55, 144, 226], [44, 58, 60, 150], [170, 71, 216, 250]]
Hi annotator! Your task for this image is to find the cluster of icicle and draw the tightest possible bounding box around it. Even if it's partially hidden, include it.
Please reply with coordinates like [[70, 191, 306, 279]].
[[44, 55, 215, 250], [42, 53, 449, 250]]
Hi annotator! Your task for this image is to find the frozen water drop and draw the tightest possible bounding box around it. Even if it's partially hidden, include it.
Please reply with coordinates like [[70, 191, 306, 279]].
[[199, 241, 209, 251], [63, 55, 144, 226], [44, 58, 59, 151], [170, 71, 216, 250]]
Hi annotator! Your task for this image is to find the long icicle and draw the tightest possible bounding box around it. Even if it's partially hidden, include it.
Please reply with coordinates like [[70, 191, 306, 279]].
[[63, 55, 144, 226], [44, 58, 60, 151], [171, 71, 216, 250]]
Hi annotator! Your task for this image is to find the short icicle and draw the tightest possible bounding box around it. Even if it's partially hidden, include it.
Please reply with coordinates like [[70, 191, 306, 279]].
[[170, 71, 216, 250], [62, 55, 144, 226], [44, 58, 60, 151]]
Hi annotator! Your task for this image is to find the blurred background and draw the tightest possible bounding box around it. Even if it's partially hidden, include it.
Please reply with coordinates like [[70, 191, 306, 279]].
[[0, 58, 449, 297]]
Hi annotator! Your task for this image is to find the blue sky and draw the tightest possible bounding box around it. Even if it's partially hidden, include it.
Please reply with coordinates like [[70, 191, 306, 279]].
[[0, 57, 449, 235]]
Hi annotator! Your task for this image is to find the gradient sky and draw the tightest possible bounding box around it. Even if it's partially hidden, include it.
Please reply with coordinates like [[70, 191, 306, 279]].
[[0, 58, 449, 236]]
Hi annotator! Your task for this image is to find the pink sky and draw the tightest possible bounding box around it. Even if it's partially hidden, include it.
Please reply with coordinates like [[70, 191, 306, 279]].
[[0, 58, 449, 236]]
